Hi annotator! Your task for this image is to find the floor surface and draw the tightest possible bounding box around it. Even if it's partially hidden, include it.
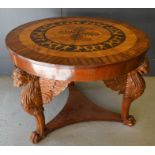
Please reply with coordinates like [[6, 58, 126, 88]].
[[0, 76, 155, 146]]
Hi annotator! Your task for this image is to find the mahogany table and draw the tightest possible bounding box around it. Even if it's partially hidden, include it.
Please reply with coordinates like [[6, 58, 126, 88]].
[[6, 17, 149, 143]]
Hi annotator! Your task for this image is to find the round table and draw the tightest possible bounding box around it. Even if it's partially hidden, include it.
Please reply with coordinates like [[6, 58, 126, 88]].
[[6, 17, 149, 143]]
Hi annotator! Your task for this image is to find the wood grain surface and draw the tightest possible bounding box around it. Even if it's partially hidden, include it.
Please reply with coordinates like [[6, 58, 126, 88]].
[[6, 17, 149, 81], [8, 17, 150, 143]]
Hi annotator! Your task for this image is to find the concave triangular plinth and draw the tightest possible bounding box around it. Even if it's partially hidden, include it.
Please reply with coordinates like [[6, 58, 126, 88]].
[[45, 83, 122, 135]]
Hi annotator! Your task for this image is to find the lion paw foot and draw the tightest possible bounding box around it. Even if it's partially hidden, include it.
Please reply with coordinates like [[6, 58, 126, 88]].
[[123, 115, 136, 127], [31, 131, 43, 144]]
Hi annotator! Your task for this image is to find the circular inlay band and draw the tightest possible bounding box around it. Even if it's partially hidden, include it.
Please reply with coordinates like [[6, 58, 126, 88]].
[[6, 17, 148, 69], [30, 20, 126, 52]]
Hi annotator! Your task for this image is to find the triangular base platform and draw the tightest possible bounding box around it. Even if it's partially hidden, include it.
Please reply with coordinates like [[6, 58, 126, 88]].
[[43, 83, 122, 138]]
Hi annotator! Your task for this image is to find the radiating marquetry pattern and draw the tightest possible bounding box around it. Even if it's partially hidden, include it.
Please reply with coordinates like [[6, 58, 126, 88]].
[[7, 17, 150, 144], [30, 20, 125, 52], [6, 17, 149, 67]]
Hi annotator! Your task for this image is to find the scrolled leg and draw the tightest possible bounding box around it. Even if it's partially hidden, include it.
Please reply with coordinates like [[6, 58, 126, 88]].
[[104, 58, 149, 126], [13, 67, 70, 143], [13, 68, 46, 143], [121, 71, 145, 126]]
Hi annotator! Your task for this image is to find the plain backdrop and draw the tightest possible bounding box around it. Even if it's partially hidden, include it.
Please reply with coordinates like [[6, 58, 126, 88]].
[[0, 8, 155, 75]]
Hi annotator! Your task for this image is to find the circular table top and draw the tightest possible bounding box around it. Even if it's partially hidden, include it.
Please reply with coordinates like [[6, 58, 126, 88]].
[[6, 17, 149, 81]]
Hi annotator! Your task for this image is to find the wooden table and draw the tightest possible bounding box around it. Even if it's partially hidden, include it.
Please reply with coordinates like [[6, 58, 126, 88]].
[[6, 17, 149, 143]]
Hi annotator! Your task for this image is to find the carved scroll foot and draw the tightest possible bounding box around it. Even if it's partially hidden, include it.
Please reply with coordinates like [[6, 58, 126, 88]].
[[13, 68, 46, 143], [121, 96, 136, 126], [13, 67, 69, 143], [30, 110, 47, 143], [121, 70, 146, 126], [31, 128, 48, 144], [104, 58, 149, 127], [123, 115, 136, 127], [31, 131, 42, 143], [12, 58, 149, 143]]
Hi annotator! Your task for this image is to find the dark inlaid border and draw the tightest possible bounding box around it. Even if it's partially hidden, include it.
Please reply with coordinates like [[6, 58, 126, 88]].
[[30, 20, 126, 52]]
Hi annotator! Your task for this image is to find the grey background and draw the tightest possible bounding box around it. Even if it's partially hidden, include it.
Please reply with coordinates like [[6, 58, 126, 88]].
[[0, 8, 155, 75]]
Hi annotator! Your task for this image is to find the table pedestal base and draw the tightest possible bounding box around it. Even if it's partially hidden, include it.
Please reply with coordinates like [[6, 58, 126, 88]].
[[12, 58, 149, 144], [31, 83, 122, 143]]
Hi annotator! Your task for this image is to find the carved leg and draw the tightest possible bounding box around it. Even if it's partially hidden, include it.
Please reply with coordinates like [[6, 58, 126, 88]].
[[12, 59, 149, 143], [104, 58, 149, 126], [30, 108, 46, 143], [13, 68, 46, 143], [121, 71, 145, 126], [13, 67, 69, 143], [121, 98, 136, 126]]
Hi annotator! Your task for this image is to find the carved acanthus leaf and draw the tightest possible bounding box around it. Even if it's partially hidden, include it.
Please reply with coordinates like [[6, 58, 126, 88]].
[[124, 71, 145, 100], [39, 78, 69, 104], [13, 68, 70, 105], [104, 74, 127, 94], [104, 58, 149, 100]]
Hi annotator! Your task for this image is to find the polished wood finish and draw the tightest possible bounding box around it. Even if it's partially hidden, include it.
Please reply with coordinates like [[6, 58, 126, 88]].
[[13, 70, 122, 143], [6, 17, 149, 81], [6, 17, 150, 143], [104, 58, 149, 126]]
